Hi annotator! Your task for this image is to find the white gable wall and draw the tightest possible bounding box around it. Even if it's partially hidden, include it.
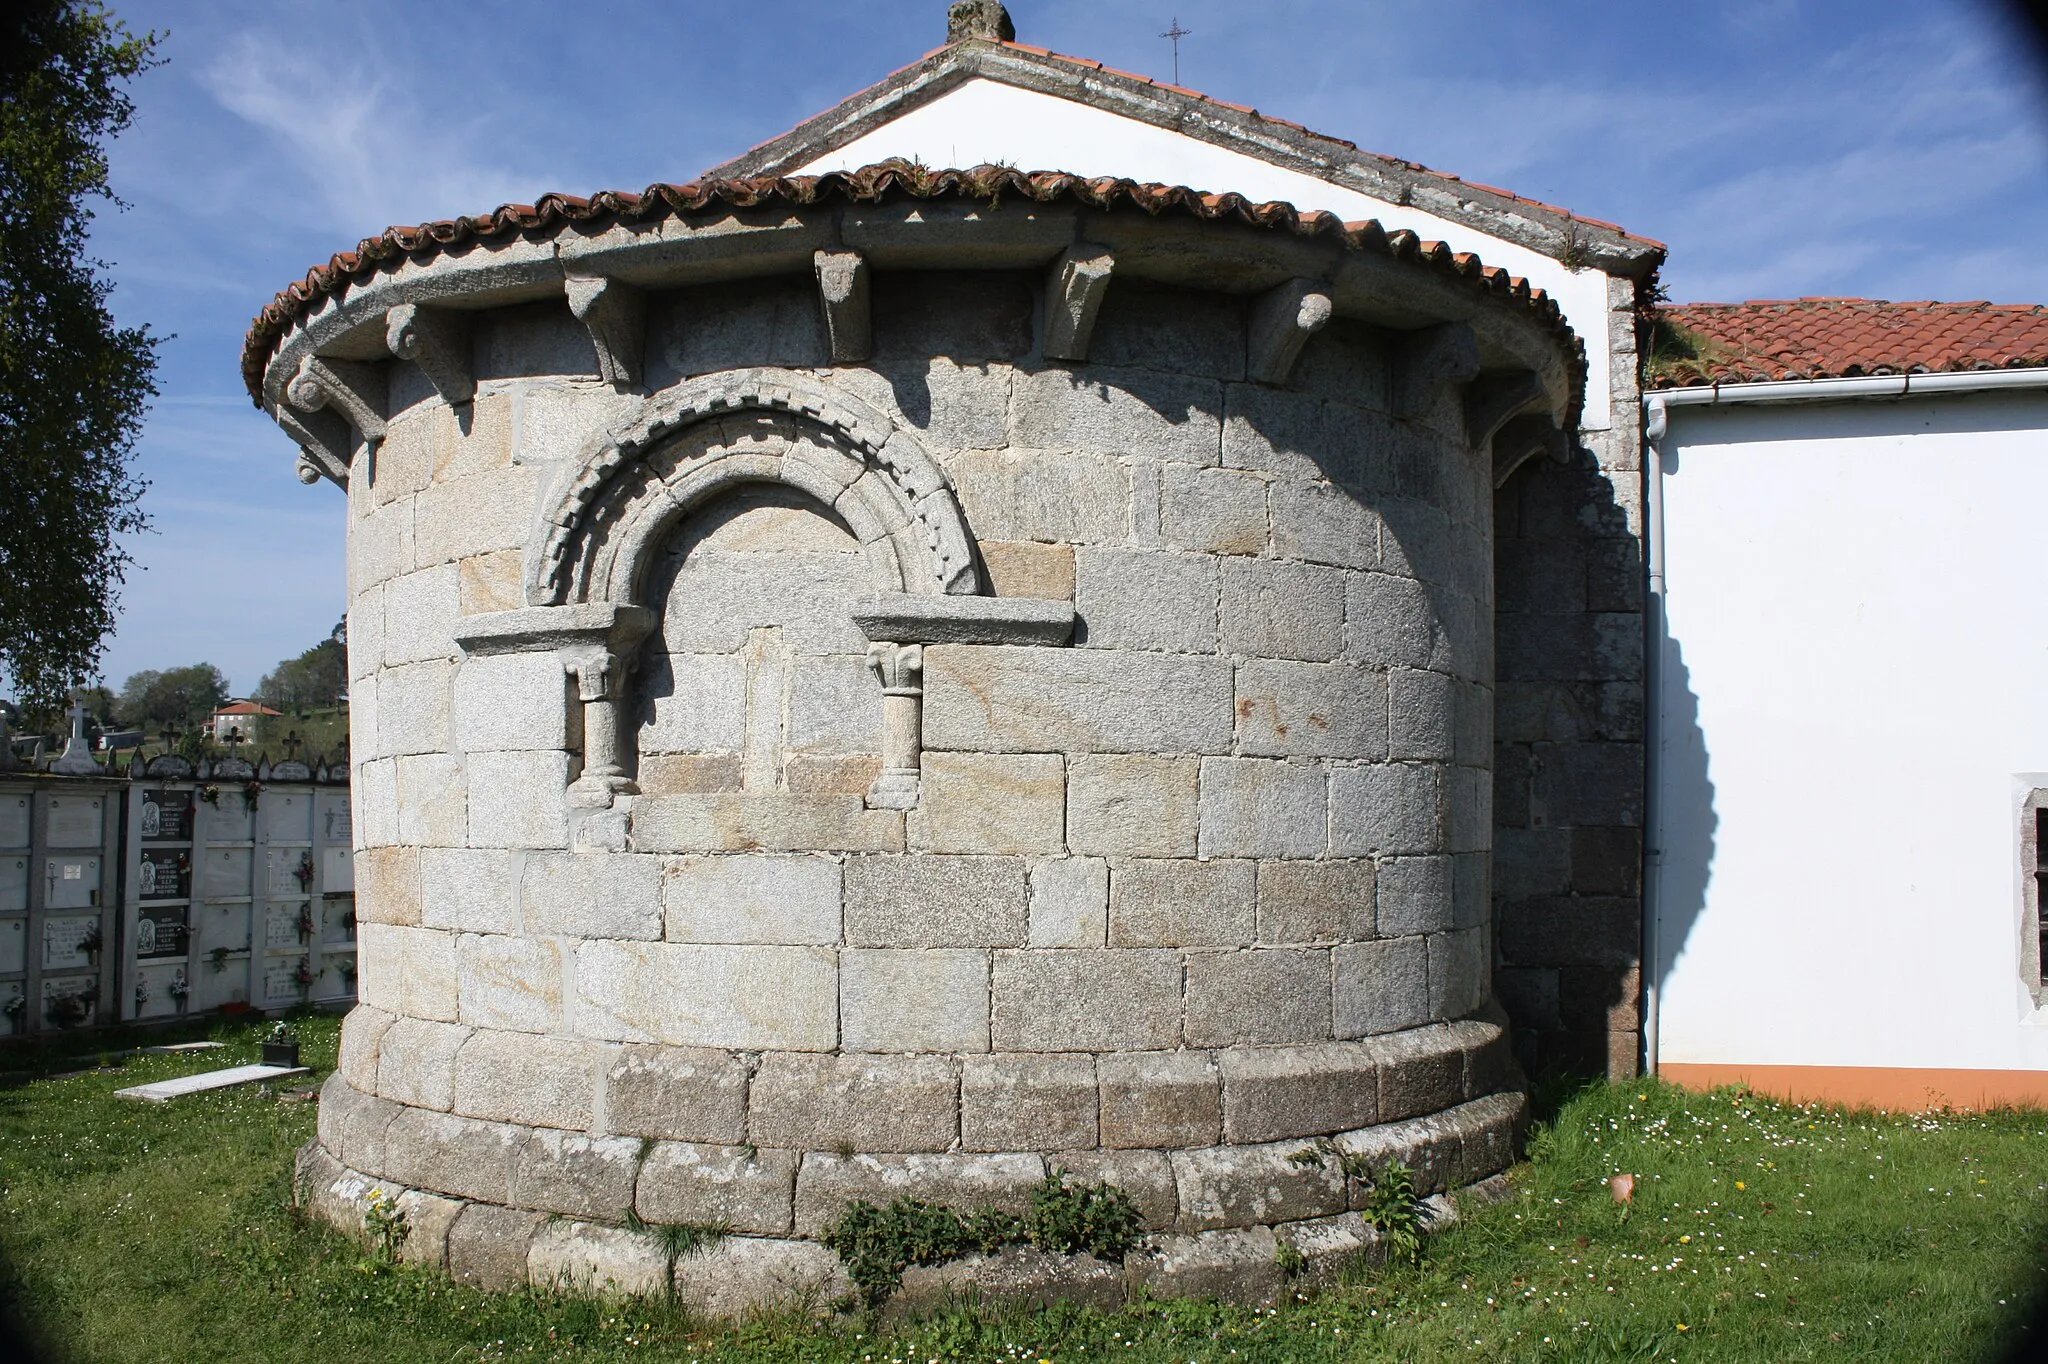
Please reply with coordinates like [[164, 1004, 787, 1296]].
[[1653, 388, 2048, 1078], [795, 79, 1617, 428]]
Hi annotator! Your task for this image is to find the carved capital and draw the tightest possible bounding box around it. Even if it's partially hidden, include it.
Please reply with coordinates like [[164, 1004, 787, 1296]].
[[814, 251, 871, 363], [565, 272, 647, 388], [865, 641, 924, 694], [286, 354, 388, 443], [1392, 321, 1481, 418], [385, 303, 475, 406], [1043, 245, 1114, 361], [1246, 278, 1333, 386]]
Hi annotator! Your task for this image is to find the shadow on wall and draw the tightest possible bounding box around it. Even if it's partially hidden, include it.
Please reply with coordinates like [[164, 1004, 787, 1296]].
[[1651, 621, 1717, 1036]]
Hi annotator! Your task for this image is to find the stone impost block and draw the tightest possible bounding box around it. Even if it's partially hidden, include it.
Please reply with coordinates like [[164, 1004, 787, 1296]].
[[1073, 547, 1219, 653], [1125, 1227, 1282, 1305], [843, 854, 1027, 947], [576, 941, 838, 1050], [522, 852, 663, 940], [1329, 762, 1444, 856], [1160, 465, 1268, 556], [1197, 757, 1327, 860], [465, 750, 572, 849], [1028, 856, 1108, 947], [1184, 949, 1332, 1047], [1219, 558, 1345, 662], [1219, 1041, 1380, 1144], [1066, 754, 1199, 858], [1268, 479, 1380, 570], [420, 847, 520, 934], [1256, 859, 1375, 944], [960, 1053, 1097, 1151], [1428, 928, 1487, 1020], [991, 950, 1183, 1051], [1374, 1025, 1465, 1123], [1170, 1140, 1347, 1231], [1109, 858, 1255, 947], [447, 1203, 548, 1291], [452, 651, 569, 752], [1097, 1049, 1221, 1149], [383, 563, 461, 665], [381, 1107, 528, 1206], [840, 949, 992, 1052], [456, 932, 562, 1034], [793, 1152, 1047, 1238], [452, 1028, 604, 1130], [1234, 660, 1388, 761], [670, 1236, 850, 1321], [663, 853, 842, 945], [1049, 1148, 1178, 1231], [923, 645, 1234, 755], [907, 752, 1066, 855], [1008, 366, 1221, 466], [1377, 855, 1454, 937], [1345, 572, 1438, 670], [602, 1045, 749, 1144], [979, 539, 1076, 600], [338, 1005, 396, 1095], [749, 1053, 958, 1153], [637, 1141, 799, 1236], [395, 753, 467, 846], [375, 659, 453, 757], [628, 792, 904, 854], [1333, 936, 1431, 1037], [1387, 668, 1455, 761], [510, 1130, 642, 1221], [527, 1220, 669, 1298]]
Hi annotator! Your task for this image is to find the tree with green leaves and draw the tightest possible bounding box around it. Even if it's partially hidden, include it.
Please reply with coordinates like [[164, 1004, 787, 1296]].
[[256, 635, 347, 714], [117, 663, 226, 733], [0, 2, 160, 704]]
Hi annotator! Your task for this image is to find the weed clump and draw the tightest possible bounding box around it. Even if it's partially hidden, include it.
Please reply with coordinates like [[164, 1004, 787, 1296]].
[[822, 1170, 1143, 1305]]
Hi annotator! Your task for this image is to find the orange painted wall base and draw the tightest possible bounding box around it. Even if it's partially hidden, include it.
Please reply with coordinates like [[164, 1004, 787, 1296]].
[[1659, 1061, 2048, 1113]]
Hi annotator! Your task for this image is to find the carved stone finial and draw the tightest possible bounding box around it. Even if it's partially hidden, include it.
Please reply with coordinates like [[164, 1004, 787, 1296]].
[[947, 0, 1014, 43]]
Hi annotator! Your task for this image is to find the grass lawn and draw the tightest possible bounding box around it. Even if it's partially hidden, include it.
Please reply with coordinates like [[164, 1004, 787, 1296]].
[[1, 1014, 2044, 1362]]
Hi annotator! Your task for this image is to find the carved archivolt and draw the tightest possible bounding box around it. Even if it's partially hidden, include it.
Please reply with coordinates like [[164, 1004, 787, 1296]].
[[529, 369, 980, 608]]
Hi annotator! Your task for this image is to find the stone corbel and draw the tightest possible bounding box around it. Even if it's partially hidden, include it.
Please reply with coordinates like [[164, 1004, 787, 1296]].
[[1392, 321, 1481, 418], [813, 251, 871, 363], [451, 603, 657, 809], [287, 354, 388, 447], [1463, 370, 1547, 452], [275, 404, 353, 488], [565, 272, 646, 388], [385, 303, 475, 407], [1246, 278, 1333, 385], [1491, 413, 1572, 488], [864, 642, 924, 810], [1042, 245, 1114, 362]]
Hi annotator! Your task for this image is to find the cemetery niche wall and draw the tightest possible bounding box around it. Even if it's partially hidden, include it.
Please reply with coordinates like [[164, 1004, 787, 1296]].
[[249, 167, 1582, 1309]]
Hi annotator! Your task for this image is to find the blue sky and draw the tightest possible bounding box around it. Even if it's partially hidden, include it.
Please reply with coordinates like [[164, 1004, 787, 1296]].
[[83, 0, 2048, 695]]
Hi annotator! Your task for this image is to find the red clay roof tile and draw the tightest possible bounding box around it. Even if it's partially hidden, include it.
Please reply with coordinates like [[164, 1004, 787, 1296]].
[[1653, 298, 2048, 386]]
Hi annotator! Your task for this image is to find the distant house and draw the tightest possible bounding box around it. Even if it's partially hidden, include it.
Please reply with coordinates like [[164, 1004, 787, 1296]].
[[207, 700, 282, 746]]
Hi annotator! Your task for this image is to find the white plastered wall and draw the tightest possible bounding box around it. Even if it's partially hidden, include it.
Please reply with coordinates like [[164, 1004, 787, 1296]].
[[794, 78, 1617, 428], [1654, 390, 2048, 1072]]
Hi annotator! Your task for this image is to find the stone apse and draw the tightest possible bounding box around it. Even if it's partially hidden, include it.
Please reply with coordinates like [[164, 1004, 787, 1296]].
[[246, 168, 1583, 1310]]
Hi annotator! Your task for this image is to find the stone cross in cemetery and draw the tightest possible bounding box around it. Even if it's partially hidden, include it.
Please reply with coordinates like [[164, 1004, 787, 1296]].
[[246, 2, 1603, 1313], [50, 691, 100, 777]]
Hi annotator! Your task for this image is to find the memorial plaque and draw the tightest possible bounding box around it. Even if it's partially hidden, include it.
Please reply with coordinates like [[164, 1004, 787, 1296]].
[[263, 903, 304, 950], [321, 895, 357, 943], [42, 915, 97, 971], [0, 982, 22, 1032], [198, 848, 251, 900], [45, 796, 101, 848], [261, 960, 301, 1003], [44, 856, 97, 909], [195, 900, 251, 955], [139, 789, 193, 842], [137, 848, 188, 900], [40, 975, 96, 1027], [0, 918, 24, 975], [0, 856, 26, 913], [0, 795, 29, 849], [204, 799, 254, 841], [321, 799, 351, 845], [262, 792, 313, 842], [266, 847, 314, 898], [135, 907, 188, 960], [321, 844, 355, 892]]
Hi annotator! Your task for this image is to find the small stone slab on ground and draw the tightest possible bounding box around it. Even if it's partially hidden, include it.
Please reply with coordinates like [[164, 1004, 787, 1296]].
[[134, 1042, 228, 1056], [115, 1063, 310, 1102]]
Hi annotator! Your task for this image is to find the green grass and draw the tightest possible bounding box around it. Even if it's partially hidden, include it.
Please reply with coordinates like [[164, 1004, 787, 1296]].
[[1, 1015, 2044, 1361]]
